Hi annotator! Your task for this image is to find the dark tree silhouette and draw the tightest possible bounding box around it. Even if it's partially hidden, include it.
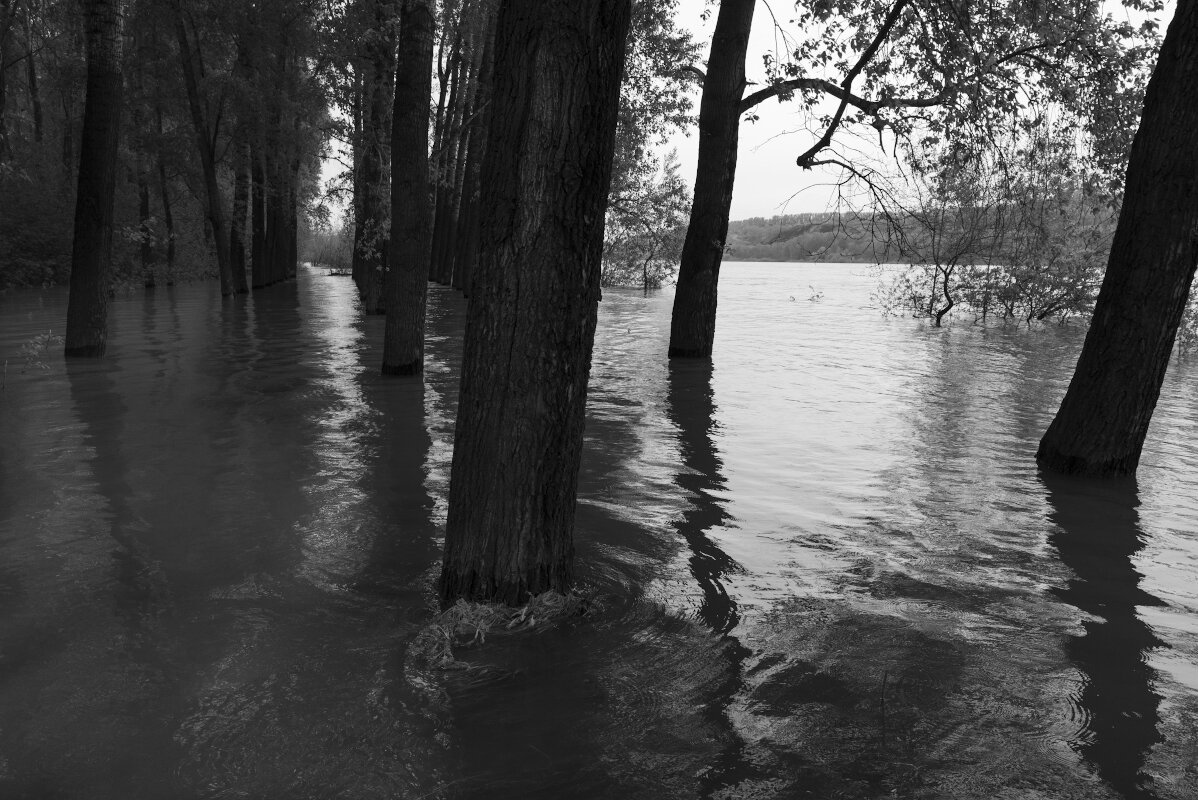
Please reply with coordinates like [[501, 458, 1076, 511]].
[[64, 0, 124, 357], [1038, 1, 1198, 476], [668, 0, 754, 358], [381, 0, 435, 375], [438, 0, 633, 606]]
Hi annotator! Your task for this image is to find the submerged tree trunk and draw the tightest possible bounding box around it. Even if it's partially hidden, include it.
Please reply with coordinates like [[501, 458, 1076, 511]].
[[381, 0, 435, 375], [64, 0, 123, 357], [667, 0, 755, 358], [438, 0, 632, 606], [176, 16, 234, 296], [1038, 2, 1198, 477]]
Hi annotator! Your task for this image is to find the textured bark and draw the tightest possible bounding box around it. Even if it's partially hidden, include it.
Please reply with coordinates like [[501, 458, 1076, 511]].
[[230, 143, 250, 293], [381, 0, 435, 375], [438, 0, 632, 606], [453, 2, 497, 298], [359, 2, 396, 314], [1038, 2, 1198, 477], [64, 0, 123, 358], [667, 0, 755, 358], [176, 16, 234, 296]]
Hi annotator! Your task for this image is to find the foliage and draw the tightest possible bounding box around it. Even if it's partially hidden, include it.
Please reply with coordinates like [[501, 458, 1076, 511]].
[[748, 0, 1161, 194], [872, 127, 1117, 326], [602, 0, 698, 288], [603, 151, 690, 288]]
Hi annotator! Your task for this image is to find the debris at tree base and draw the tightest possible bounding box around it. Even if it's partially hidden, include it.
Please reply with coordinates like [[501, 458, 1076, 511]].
[[408, 591, 588, 671]]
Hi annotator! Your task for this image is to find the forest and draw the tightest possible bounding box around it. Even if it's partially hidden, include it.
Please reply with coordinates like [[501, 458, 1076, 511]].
[[3, 0, 1198, 796]]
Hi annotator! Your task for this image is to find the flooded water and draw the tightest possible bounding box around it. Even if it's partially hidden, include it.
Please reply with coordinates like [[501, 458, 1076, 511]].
[[1, 262, 1196, 799]]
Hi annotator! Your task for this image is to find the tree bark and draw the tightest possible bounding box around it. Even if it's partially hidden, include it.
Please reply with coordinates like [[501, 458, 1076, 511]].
[[176, 15, 234, 296], [453, 0, 497, 298], [359, 1, 396, 314], [438, 0, 632, 606], [64, 0, 124, 358], [382, 0, 435, 375], [667, 0, 755, 358], [1037, 1, 1198, 477]]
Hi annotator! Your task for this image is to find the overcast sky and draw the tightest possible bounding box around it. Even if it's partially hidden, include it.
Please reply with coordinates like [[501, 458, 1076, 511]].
[[667, 0, 848, 221]]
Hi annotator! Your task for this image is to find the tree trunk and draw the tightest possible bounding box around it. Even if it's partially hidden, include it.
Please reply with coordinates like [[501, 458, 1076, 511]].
[[64, 0, 123, 358], [1037, 1, 1198, 477], [138, 163, 155, 288], [230, 143, 250, 293], [382, 0, 435, 375], [24, 11, 43, 144], [176, 16, 234, 296], [156, 111, 176, 284], [667, 0, 755, 358], [251, 145, 267, 287], [350, 68, 367, 294], [438, 0, 632, 606], [429, 41, 462, 284], [360, 3, 396, 314], [453, 1, 497, 298]]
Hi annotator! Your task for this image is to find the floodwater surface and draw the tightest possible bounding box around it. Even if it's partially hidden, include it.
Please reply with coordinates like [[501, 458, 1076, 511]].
[[1, 263, 1196, 799]]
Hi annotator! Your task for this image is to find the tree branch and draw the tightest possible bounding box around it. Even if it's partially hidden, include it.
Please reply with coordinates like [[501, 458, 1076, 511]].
[[796, 0, 912, 169]]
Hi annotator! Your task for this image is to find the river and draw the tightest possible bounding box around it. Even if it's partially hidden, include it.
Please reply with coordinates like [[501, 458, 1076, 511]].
[[1, 262, 1196, 799]]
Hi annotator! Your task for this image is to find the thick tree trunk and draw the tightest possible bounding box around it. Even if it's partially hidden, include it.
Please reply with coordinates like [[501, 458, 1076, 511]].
[[667, 0, 755, 358], [176, 17, 234, 296], [1037, 2, 1198, 477], [230, 143, 250, 293], [438, 0, 632, 606], [381, 0, 435, 375], [64, 0, 123, 358], [360, 5, 396, 314]]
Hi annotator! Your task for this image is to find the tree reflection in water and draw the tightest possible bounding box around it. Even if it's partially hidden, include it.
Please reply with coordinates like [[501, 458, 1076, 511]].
[[666, 360, 757, 793], [1044, 473, 1166, 800]]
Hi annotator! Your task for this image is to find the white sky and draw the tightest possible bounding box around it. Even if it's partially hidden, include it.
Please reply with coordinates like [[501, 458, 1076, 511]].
[[666, 0, 848, 220]]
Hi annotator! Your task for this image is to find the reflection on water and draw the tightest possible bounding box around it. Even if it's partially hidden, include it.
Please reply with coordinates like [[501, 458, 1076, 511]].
[[1045, 475, 1166, 800], [1, 264, 1197, 799]]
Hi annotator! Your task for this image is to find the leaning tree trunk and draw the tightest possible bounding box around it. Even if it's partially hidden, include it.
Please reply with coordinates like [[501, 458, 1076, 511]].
[[64, 0, 123, 357], [667, 0, 755, 358], [1037, 1, 1198, 477], [438, 0, 632, 606], [381, 0, 435, 375]]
